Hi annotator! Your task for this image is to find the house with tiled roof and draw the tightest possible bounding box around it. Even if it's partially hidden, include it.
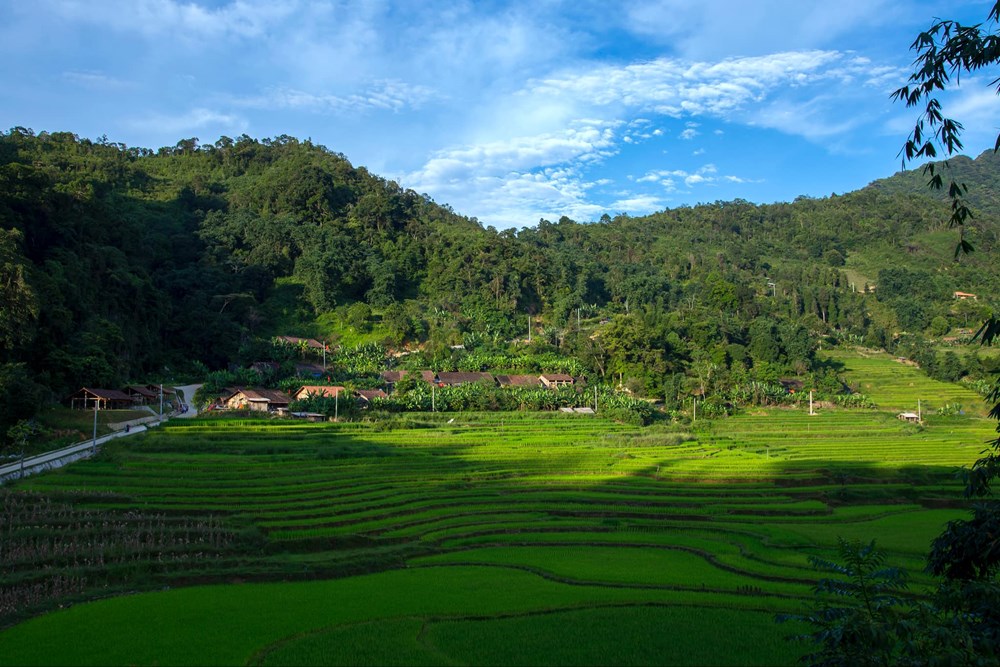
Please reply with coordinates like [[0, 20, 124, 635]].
[[539, 373, 575, 389], [435, 371, 495, 386], [292, 385, 346, 401], [222, 387, 292, 412], [356, 388, 388, 406], [67, 387, 134, 410], [495, 374, 541, 387]]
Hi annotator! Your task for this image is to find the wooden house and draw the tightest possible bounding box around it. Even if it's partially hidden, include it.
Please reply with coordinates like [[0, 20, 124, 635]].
[[123, 385, 159, 405], [897, 412, 921, 423], [275, 335, 325, 350], [435, 371, 495, 386], [495, 374, 541, 387], [143, 384, 176, 398], [539, 373, 574, 389], [68, 387, 134, 410], [381, 370, 408, 392], [292, 385, 346, 401], [356, 388, 388, 406], [222, 387, 292, 413]]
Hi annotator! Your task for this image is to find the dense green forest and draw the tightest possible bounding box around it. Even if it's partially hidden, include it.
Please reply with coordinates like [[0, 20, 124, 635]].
[[2, 127, 999, 442]]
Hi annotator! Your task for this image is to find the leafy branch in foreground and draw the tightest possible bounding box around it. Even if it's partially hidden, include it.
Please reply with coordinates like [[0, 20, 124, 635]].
[[780, 539, 910, 667], [891, 1, 1000, 256]]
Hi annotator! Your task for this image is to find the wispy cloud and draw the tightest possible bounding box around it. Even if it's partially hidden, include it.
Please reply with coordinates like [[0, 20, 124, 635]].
[[46, 0, 297, 39], [235, 80, 441, 115], [62, 70, 133, 91], [127, 107, 248, 137]]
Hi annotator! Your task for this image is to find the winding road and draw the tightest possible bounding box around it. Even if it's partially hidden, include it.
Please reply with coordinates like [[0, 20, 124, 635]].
[[0, 382, 204, 484]]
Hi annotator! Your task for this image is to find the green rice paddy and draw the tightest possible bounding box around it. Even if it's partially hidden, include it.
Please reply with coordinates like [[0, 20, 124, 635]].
[[0, 352, 993, 665]]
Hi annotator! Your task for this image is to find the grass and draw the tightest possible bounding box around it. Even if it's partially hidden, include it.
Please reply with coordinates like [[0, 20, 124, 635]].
[[819, 348, 987, 415]]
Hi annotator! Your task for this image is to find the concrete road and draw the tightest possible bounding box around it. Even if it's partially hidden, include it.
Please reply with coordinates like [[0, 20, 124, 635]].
[[172, 383, 203, 418]]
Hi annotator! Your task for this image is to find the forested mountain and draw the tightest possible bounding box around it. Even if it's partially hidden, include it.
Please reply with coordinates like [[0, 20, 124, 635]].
[[868, 148, 1000, 217], [2, 127, 999, 438]]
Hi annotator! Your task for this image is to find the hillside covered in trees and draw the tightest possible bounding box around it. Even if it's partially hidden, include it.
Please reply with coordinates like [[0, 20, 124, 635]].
[[1, 128, 998, 440]]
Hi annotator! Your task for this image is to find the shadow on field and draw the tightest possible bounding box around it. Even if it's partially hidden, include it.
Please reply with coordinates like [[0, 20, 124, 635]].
[[0, 414, 980, 632]]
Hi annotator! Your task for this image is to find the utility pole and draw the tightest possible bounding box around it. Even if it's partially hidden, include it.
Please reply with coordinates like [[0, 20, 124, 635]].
[[432, 384, 436, 412], [159, 384, 164, 420], [323, 341, 327, 371], [809, 390, 815, 416], [577, 307, 581, 330], [918, 399, 922, 422], [693, 398, 697, 423], [594, 386, 598, 413], [92, 403, 98, 455], [335, 389, 339, 421]]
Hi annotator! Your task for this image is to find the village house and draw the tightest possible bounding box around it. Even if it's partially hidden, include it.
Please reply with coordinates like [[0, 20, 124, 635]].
[[434, 371, 495, 386], [495, 374, 542, 387], [274, 335, 325, 350], [539, 373, 575, 389], [292, 385, 346, 401], [356, 388, 388, 406], [68, 387, 134, 410], [381, 370, 408, 392], [953, 291, 978, 300], [222, 387, 292, 413], [141, 384, 176, 400], [897, 412, 921, 423], [122, 385, 159, 405]]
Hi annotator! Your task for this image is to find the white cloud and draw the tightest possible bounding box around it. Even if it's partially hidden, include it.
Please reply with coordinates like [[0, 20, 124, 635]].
[[62, 70, 133, 91], [127, 107, 247, 137], [635, 163, 727, 190], [679, 128, 699, 140], [235, 80, 440, 115], [46, 0, 297, 39], [609, 194, 664, 213], [620, 0, 896, 60]]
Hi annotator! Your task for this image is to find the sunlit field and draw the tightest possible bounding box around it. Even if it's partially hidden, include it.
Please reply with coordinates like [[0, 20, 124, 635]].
[[0, 354, 991, 666]]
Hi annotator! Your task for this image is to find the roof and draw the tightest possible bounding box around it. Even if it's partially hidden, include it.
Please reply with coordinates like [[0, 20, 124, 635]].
[[540, 373, 574, 382], [356, 389, 388, 401], [436, 371, 495, 386], [294, 385, 345, 399], [495, 374, 541, 387], [382, 370, 407, 383], [124, 385, 158, 398], [144, 384, 176, 395], [295, 363, 326, 376], [898, 412, 920, 419], [226, 387, 292, 404], [420, 370, 438, 384], [75, 387, 133, 401], [275, 335, 325, 349]]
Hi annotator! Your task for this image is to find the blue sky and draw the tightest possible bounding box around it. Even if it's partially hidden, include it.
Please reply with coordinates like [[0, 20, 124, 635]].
[[3, 1, 1000, 229]]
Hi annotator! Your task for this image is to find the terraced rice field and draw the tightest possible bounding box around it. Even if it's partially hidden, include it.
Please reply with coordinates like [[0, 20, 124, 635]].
[[0, 355, 994, 665], [821, 347, 986, 415]]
